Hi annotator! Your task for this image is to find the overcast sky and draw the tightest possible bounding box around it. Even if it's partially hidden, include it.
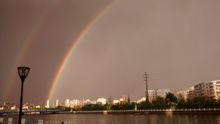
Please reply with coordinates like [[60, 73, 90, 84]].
[[1, 0, 220, 105]]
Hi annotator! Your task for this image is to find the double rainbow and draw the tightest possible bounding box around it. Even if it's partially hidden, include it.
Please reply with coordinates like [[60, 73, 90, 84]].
[[48, 0, 118, 101], [4, 0, 118, 102]]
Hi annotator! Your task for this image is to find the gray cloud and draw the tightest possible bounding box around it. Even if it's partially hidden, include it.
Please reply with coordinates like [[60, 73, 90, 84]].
[[1, 0, 220, 105]]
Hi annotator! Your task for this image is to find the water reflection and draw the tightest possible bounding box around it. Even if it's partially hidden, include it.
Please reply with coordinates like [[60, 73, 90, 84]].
[[1, 114, 220, 124]]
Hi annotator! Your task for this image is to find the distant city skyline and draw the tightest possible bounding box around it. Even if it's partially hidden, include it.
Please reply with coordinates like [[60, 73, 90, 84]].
[[1, 79, 220, 110], [1, 0, 220, 105]]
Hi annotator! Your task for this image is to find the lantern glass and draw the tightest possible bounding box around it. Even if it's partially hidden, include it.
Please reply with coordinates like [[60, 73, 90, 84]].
[[17, 66, 30, 81]]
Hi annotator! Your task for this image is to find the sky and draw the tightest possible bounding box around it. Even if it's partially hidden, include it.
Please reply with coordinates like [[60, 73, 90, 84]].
[[1, 0, 220, 105]]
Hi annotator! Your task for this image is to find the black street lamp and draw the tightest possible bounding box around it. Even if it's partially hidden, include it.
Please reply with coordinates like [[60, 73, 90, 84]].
[[17, 66, 30, 124]]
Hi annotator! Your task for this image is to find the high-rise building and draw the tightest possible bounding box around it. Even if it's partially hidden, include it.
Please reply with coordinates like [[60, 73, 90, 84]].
[[194, 82, 209, 98], [65, 99, 70, 107], [55, 99, 59, 107], [186, 80, 220, 100], [208, 80, 220, 100], [45, 99, 50, 108]]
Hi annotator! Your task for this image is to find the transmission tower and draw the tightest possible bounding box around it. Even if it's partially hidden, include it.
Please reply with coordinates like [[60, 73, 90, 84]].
[[144, 72, 149, 102]]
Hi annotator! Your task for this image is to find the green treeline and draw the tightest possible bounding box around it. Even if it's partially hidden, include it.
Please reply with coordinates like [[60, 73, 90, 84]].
[[57, 93, 220, 111]]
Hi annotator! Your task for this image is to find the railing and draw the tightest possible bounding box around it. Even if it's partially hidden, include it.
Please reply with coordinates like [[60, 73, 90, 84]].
[[1, 108, 220, 124]]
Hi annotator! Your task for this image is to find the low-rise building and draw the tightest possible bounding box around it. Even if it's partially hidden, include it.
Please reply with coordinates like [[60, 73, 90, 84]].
[[175, 89, 188, 100], [96, 98, 107, 105], [113, 99, 120, 104], [148, 89, 170, 101]]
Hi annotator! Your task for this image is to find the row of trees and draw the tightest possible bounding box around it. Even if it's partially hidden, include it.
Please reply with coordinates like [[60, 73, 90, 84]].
[[57, 93, 220, 111]]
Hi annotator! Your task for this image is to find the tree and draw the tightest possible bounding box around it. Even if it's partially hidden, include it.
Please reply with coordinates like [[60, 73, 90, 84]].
[[152, 96, 166, 109], [111, 102, 135, 110], [137, 101, 152, 110], [165, 92, 178, 108], [176, 98, 186, 109], [81, 104, 106, 111]]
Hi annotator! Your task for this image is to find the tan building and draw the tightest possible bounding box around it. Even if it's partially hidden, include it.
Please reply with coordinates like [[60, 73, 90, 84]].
[[175, 90, 188, 100], [186, 80, 220, 100], [148, 90, 157, 102], [186, 87, 195, 100], [148, 89, 170, 102], [194, 82, 209, 98], [208, 80, 220, 100]]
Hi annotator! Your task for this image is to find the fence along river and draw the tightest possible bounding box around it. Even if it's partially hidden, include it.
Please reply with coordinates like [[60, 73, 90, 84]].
[[1, 109, 220, 124]]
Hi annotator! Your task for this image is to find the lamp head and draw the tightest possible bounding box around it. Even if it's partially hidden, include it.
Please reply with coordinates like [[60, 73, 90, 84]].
[[17, 66, 30, 82]]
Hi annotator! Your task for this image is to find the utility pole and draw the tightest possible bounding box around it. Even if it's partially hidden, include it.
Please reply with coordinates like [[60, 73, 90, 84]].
[[144, 72, 149, 103]]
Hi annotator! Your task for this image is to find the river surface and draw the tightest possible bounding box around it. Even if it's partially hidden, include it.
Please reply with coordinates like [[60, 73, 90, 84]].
[[1, 114, 220, 124]]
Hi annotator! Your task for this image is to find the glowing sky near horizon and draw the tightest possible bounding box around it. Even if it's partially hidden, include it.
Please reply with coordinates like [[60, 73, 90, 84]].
[[1, 0, 220, 105]]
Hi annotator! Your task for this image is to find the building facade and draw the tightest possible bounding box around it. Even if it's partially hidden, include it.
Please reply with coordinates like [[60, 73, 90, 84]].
[[148, 89, 170, 102], [186, 80, 220, 100]]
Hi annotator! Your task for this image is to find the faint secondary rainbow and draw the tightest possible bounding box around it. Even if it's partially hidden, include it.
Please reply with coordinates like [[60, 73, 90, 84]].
[[48, 0, 118, 100], [3, 16, 46, 101], [3, 2, 61, 101]]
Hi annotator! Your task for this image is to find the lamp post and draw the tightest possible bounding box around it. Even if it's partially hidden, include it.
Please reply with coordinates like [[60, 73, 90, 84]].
[[17, 66, 30, 124]]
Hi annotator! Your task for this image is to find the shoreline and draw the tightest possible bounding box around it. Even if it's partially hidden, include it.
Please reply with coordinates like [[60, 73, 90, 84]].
[[1, 109, 220, 116], [59, 109, 220, 115]]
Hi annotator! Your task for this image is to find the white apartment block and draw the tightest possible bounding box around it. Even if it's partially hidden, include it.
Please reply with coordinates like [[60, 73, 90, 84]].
[[186, 87, 195, 100], [209, 80, 220, 99], [148, 89, 170, 102], [113, 99, 120, 104], [65, 99, 70, 107], [148, 90, 157, 102], [175, 90, 187, 100], [70, 99, 81, 108], [186, 80, 220, 100], [96, 98, 107, 105], [55, 99, 59, 107], [45, 99, 50, 108]]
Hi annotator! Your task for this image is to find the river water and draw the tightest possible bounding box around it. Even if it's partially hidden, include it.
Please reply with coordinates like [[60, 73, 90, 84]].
[[1, 114, 220, 124]]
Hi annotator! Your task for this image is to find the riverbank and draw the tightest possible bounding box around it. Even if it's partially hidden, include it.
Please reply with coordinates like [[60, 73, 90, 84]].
[[59, 108, 220, 115], [1, 108, 220, 116]]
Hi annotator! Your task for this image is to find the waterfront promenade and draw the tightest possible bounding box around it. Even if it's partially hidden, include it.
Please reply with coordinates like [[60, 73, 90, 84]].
[[60, 108, 220, 114], [1, 108, 220, 116]]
